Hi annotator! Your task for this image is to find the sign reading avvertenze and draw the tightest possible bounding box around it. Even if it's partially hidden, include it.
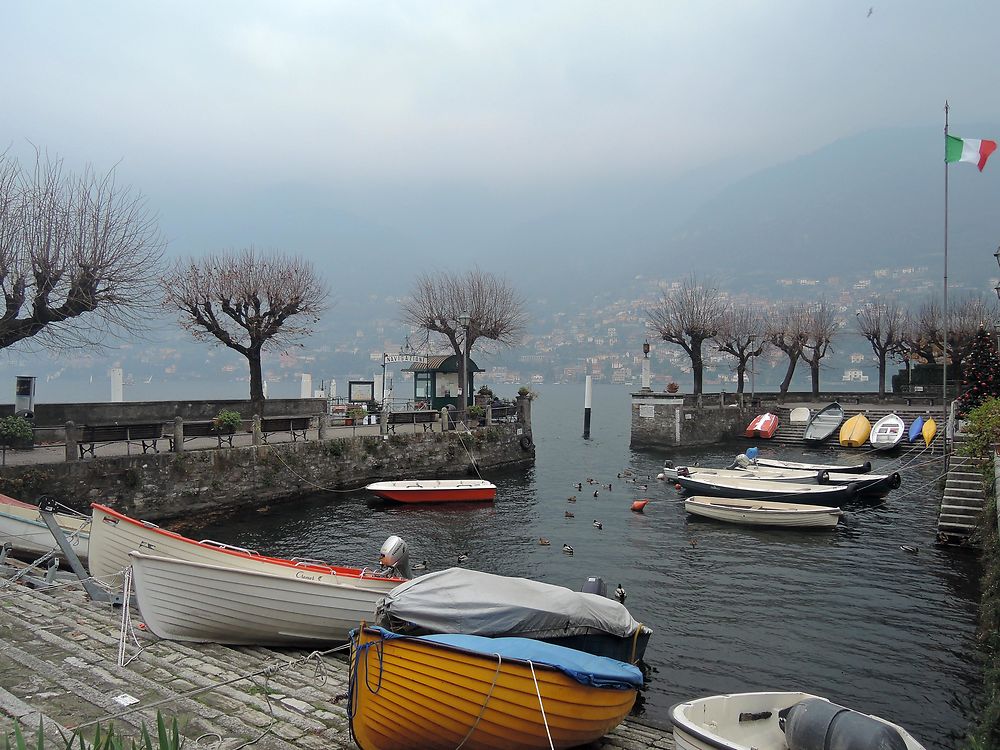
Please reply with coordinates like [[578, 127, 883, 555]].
[[383, 353, 428, 364]]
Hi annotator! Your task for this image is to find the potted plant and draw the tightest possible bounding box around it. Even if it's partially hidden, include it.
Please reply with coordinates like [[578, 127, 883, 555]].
[[666, 381, 680, 394], [0, 415, 33, 455], [347, 406, 366, 425], [468, 404, 486, 426], [212, 409, 243, 434], [475, 385, 494, 407]]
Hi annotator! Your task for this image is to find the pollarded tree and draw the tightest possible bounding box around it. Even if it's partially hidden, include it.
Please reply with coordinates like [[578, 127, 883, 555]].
[[714, 303, 768, 394], [647, 276, 726, 395], [767, 303, 810, 396], [163, 248, 329, 412], [800, 301, 838, 396], [0, 149, 164, 351], [856, 299, 907, 397], [400, 268, 528, 407]]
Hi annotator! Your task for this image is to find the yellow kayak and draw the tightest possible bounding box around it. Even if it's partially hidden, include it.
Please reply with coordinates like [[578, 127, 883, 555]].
[[839, 414, 872, 448], [922, 418, 937, 447]]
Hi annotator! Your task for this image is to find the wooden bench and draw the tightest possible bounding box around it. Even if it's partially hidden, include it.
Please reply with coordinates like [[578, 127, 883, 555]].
[[77, 423, 165, 458], [260, 416, 311, 443], [168, 420, 240, 450], [386, 410, 438, 434]]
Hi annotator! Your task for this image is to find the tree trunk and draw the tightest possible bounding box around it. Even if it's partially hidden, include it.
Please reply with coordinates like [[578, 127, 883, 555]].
[[690, 337, 705, 395], [248, 347, 265, 415], [810, 363, 820, 395], [877, 353, 887, 398], [779, 352, 799, 395], [735, 360, 746, 394]]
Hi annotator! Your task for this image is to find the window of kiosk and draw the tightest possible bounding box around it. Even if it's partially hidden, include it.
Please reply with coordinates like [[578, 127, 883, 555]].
[[415, 372, 431, 399]]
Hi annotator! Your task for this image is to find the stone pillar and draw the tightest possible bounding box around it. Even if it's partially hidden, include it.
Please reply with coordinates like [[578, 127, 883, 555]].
[[173, 416, 184, 453], [65, 421, 77, 462], [318, 413, 328, 440], [252, 414, 262, 446], [641, 357, 651, 390], [485, 404, 493, 426], [380, 407, 388, 436], [440, 407, 449, 432]]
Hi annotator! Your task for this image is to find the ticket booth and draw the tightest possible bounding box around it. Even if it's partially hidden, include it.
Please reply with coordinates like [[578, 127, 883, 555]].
[[405, 355, 483, 411]]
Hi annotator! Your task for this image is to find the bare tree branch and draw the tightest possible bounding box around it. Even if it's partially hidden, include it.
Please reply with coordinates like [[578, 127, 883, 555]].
[[714, 303, 768, 394], [856, 299, 907, 397]]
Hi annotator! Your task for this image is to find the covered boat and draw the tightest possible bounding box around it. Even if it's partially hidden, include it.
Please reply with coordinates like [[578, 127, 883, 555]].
[[129, 551, 394, 646], [365, 479, 497, 503], [839, 413, 872, 448], [375, 567, 651, 664], [674, 474, 857, 506], [0, 493, 90, 563], [870, 413, 905, 451], [803, 402, 844, 444], [349, 624, 641, 750], [743, 413, 778, 439], [684, 496, 842, 528], [670, 692, 925, 750]]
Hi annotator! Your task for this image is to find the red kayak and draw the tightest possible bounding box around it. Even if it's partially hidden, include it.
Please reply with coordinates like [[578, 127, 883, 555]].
[[744, 412, 779, 439]]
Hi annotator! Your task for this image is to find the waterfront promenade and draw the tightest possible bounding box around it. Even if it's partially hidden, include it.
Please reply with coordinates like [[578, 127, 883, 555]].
[[0, 571, 674, 748]]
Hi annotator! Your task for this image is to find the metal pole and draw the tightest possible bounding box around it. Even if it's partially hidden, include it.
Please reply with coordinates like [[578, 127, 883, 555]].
[[381, 353, 387, 409], [943, 101, 950, 449], [583, 375, 592, 439]]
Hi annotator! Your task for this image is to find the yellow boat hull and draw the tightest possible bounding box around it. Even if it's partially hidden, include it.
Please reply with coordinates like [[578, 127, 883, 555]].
[[922, 418, 937, 447], [349, 625, 637, 750], [839, 414, 871, 448]]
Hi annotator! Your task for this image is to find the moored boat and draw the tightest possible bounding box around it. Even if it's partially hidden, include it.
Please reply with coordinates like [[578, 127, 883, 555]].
[[684, 496, 842, 528], [870, 413, 905, 451], [752, 456, 871, 474], [375, 567, 652, 664], [349, 624, 641, 750], [129, 550, 393, 646], [670, 691, 926, 750], [922, 418, 938, 446], [803, 402, 844, 444], [839, 413, 872, 448], [674, 474, 857, 506], [0, 493, 90, 563], [789, 407, 811, 423], [743, 412, 778, 439], [88, 503, 408, 589], [908, 415, 925, 443], [365, 479, 497, 503]]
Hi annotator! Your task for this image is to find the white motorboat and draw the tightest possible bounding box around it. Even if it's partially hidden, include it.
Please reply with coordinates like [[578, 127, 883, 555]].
[[87, 503, 407, 590], [674, 474, 857, 505], [365, 479, 496, 503], [684, 496, 842, 528], [0, 493, 90, 563], [870, 413, 905, 451], [752, 457, 872, 474], [128, 551, 392, 646], [670, 691, 925, 750]]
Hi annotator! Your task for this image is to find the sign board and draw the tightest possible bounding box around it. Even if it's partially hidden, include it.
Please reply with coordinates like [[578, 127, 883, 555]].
[[639, 404, 655, 419], [384, 353, 428, 365], [349, 380, 375, 403]]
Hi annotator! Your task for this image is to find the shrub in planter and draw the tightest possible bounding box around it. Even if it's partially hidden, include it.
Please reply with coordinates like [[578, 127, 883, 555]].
[[468, 405, 486, 424], [212, 409, 243, 433], [666, 382, 680, 394], [0, 415, 33, 449]]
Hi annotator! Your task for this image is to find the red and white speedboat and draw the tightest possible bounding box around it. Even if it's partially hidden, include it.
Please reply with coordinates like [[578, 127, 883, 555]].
[[744, 412, 778, 439], [365, 479, 497, 503]]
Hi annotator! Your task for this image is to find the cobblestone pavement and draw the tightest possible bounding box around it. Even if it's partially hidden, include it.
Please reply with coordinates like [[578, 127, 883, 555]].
[[0, 574, 673, 749]]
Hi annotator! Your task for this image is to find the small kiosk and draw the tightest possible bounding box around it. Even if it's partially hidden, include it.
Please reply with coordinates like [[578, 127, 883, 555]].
[[404, 355, 484, 411]]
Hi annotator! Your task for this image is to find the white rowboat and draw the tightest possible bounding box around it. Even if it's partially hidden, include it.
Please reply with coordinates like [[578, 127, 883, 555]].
[[0, 494, 90, 563], [670, 691, 925, 750], [684, 496, 841, 528], [870, 413, 905, 451]]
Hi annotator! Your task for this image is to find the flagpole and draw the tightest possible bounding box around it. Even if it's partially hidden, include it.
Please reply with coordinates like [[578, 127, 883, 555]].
[[943, 101, 949, 453]]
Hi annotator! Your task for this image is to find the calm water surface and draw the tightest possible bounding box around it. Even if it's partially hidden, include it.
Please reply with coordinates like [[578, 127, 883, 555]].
[[191, 384, 982, 748]]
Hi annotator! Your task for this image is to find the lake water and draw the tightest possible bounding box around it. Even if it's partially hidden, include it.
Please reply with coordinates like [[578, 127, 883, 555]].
[[190, 383, 982, 747]]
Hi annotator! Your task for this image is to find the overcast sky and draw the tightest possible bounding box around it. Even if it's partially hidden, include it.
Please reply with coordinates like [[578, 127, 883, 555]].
[[5, 2, 997, 187]]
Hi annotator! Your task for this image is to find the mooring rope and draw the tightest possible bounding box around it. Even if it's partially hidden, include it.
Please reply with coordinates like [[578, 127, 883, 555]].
[[453, 652, 503, 750], [527, 660, 555, 750]]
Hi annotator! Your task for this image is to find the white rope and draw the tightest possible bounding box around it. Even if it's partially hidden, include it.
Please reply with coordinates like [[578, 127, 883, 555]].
[[453, 653, 503, 749], [528, 660, 554, 750], [117, 566, 137, 667]]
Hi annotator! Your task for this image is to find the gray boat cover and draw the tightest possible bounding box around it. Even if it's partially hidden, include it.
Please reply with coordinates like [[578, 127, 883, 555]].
[[375, 567, 644, 640]]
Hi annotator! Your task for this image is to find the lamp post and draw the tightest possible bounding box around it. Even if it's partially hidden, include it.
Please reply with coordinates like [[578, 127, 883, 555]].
[[458, 311, 471, 418], [748, 335, 757, 401], [994, 246, 1000, 301], [641, 339, 651, 390]]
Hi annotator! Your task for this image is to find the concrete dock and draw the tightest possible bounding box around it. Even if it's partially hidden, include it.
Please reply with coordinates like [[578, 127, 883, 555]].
[[0, 571, 674, 749]]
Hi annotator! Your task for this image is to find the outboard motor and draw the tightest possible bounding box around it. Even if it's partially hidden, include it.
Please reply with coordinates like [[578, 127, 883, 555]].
[[581, 576, 607, 597], [780, 698, 908, 750], [378, 535, 412, 579], [727, 453, 753, 470]]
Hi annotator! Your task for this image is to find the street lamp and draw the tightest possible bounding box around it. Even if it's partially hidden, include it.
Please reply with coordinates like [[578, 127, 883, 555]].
[[748, 335, 757, 400], [458, 312, 471, 416], [643, 339, 650, 358], [994, 247, 1000, 300]]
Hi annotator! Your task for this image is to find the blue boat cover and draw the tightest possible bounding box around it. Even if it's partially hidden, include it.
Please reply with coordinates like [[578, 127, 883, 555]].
[[357, 626, 643, 689], [908, 416, 924, 443]]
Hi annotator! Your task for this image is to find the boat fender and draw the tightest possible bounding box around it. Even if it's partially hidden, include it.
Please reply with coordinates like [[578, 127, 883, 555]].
[[816, 470, 830, 485], [862, 461, 872, 473], [781, 698, 908, 750], [890, 472, 902, 489], [519, 435, 533, 451], [844, 482, 859, 500]]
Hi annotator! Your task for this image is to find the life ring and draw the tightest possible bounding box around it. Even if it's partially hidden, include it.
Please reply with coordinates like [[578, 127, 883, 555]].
[[519, 435, 534, 451]]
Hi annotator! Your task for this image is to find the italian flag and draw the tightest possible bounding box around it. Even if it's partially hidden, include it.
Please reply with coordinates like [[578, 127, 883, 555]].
[[946, 134, 997, 171]]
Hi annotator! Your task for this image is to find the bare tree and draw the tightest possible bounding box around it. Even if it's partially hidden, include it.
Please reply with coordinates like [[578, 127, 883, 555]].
[[0, 149, 164, 351], [856, 300, 907, 397], [800, 301, 838, 396], [647, 276, 726, 395], [400, 268, 528, 407], [714, 303, 768, 394], [163, 248, 329, 412], [902, 298, 942, 364], [767, 304, 810, 396]]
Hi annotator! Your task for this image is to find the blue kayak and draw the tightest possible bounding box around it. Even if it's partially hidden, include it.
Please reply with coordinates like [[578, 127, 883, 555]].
[[908, 416, 925, 443]]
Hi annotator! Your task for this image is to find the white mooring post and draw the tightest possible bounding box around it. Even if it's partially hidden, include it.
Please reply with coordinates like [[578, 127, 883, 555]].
[[583, 375, 592, 439]]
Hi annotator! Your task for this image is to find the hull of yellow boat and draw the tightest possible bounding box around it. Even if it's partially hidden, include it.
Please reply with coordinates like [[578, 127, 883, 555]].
[[839, 414, 871, 448], [922, 418, 937, 447], [349, 626, 637, 750]]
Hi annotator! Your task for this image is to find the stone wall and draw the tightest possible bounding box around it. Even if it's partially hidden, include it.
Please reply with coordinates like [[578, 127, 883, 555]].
[[0, 426, 535, 522], [630, 392, 748, 449]]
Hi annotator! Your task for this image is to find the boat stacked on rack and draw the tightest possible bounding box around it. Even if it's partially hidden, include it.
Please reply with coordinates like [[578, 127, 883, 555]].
[[0, 493, 91, 563]]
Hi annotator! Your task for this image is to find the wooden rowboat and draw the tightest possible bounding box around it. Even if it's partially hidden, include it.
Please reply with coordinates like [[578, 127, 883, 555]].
[[365, 479, 497, 503], [684, 496, 842, 528], [88, 503, 405, 591], [839, 413, 872, 448], [0, 493, 91, 563], [670, 691, 925, 750], [349, 624, 641, 750]]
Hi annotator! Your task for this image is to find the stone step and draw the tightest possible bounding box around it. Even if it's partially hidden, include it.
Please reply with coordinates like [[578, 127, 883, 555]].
[[942, 495, 985, 507], [938, 519, 979, 532], [942, 486, 987, 497], [946, 479, 984, 488]]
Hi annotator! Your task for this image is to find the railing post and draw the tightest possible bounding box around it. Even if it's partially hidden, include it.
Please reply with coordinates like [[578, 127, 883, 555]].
[[65, 421, 77, 463], [318, 413, 328, 440], [486, 404, 493, 426], [252, 414, 262, 446], [173, 416, 184, 453], [440, 407, 449, 432], [380, 407, 388, 436]]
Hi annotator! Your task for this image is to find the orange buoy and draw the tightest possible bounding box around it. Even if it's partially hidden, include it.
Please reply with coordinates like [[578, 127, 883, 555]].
[[674, 483, 682, 491], [631, 499, 649, 512]]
